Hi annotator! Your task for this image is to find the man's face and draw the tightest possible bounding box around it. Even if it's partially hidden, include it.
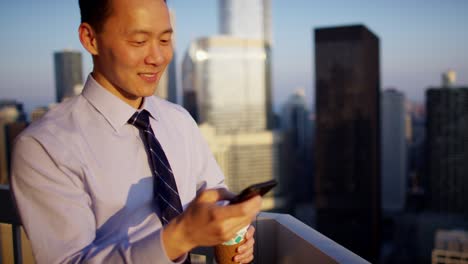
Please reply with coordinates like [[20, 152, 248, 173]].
[[92, 0, 173, 108]]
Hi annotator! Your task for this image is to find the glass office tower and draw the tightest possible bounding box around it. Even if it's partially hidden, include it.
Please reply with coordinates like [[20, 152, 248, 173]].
[[182, 36, 281, 206], [426, 85, 468, 215], [182, 1, 281, 209], [381, 89, 407, 212], [219, 0, 271, 45], [199, 123, 281, 199], [183, 36, 267, 134], [314, 25, 381, 263], [218, 0, 273, 128], [154, 9, 177, 103], [54, 50, 83, 102]]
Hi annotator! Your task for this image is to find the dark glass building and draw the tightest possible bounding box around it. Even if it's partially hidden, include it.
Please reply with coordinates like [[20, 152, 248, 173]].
[[54, 50, 83, 102], [426, 86, 468, 215], [314, 24, 381, 262]]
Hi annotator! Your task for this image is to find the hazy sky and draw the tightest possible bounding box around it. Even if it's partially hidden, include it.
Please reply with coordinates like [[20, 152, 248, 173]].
[[1, 0, 467, 114]]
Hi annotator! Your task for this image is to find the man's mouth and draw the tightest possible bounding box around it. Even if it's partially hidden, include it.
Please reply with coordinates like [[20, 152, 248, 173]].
[[139, 72, 159, 83]]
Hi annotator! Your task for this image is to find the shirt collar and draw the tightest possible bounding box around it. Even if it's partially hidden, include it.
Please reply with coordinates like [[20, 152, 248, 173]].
[[81, 74, 159, 132], [139, 94, 160, 122]]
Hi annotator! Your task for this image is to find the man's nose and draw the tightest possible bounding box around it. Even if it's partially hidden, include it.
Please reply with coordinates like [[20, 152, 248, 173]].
[[145, 43, 165, 66]]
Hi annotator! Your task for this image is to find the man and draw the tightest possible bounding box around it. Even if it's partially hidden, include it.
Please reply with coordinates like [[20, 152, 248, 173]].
[[10, 0, 261, 263]]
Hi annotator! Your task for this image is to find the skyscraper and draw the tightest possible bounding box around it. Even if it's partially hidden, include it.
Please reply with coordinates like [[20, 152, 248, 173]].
[[442, 70, 456, 88], [155, 57, 177, 103], [0, 101, 27, 184], [381, 89, 407, 212], [314, 25, 381, 262], [218, 0, 273, 128], [198, 123, 281, 210], [219, 0, 272, 45], [182, 1, 280, 209], [432, 229, 468, 264], [281, 90, 314, 208], [182, 36, 280, 198], [281, 89, 310, 147], [154, 9, 177, 103], [54, 50, 83, 102], [183, 36, 268, 134], [426, 83, 468, 215]]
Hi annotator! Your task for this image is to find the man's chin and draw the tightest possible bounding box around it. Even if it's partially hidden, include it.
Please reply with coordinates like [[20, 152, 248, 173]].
[[141, 87, 158, 97], [133, 82, 158, 97]]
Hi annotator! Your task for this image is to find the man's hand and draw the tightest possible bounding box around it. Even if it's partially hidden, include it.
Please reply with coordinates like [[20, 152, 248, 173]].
[[234, 225, 255, 263], [162, 188, 262, 260]]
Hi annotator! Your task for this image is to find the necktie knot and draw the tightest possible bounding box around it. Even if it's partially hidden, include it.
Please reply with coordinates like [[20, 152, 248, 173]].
[[128, 110, 150, 130]]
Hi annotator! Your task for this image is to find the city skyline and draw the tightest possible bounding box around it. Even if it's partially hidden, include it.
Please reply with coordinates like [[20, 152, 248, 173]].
[[1, 2, 467, 262], [1, 0, 468, 115]]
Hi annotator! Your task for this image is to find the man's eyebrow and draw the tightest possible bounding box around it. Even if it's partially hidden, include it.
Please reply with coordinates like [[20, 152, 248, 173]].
[[161, 28, 174, 35], [127, 28, 173, 36]]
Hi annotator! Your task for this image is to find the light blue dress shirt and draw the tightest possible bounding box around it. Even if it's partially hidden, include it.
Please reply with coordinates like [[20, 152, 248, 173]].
[[11, 75, 225, 264]]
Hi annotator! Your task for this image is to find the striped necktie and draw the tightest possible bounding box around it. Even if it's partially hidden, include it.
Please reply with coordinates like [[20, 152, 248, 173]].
[[128, 110, 183, 225]]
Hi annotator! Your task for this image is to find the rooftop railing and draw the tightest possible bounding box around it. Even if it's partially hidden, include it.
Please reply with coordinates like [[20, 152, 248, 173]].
[[192, 213, 370, 263]]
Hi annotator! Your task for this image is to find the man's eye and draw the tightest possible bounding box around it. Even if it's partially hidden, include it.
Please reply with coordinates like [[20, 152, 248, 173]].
[[161, 39, 171, 45], [132, 41, 146, 46]]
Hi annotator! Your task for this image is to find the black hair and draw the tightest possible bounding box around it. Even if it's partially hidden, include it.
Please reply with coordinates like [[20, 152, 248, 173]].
[[78, 0, 167, 33], [78, 0, 112, 33]]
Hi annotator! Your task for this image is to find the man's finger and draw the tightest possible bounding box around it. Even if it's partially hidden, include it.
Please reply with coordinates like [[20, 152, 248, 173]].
[[245, 225, 255, 239], [218, 195, 262, 218], [217, 187, 236, 201], [237, 236, 254, 253], [234, 246, 254, 263], [196, 188, 235, 203]]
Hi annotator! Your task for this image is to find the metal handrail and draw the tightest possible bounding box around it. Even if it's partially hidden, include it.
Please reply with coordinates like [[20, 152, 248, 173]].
[[192, 212, 370, 264]]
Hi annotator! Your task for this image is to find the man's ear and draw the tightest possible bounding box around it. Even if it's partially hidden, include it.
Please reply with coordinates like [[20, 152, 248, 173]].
[[79, 23, 99, 55]]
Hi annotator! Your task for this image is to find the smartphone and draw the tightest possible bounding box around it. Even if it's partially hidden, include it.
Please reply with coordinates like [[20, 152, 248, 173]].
[[229, 179, 278, 205]]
